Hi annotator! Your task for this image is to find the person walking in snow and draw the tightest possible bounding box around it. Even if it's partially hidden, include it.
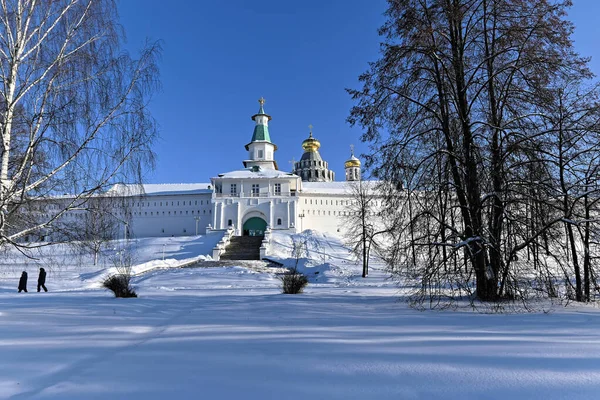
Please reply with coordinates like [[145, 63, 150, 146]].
[[18, 271, 28, 293], [37, 268, 47, 292]]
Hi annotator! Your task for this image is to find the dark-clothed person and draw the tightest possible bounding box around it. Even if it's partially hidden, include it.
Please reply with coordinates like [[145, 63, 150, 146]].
[[37, 268, 47, 292], [18, 271, 28, 293]]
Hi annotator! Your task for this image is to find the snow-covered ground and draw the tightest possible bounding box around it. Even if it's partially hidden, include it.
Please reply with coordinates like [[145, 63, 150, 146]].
[[0, 231, 599, 399]]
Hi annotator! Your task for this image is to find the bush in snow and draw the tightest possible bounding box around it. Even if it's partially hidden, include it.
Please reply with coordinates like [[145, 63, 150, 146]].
[[279, 234, 309, 294], [103, 244, 137, 298], [103, 274, 137, 298], [280, 270, 308, 294]]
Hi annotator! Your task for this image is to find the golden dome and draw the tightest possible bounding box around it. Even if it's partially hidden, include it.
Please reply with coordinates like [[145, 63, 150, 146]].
[[345, 155, 361, 168], [302, 126, 320, 152], [345, 144, 361, 168]]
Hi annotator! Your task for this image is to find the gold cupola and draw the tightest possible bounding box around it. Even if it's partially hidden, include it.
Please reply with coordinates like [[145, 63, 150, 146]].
[[345, 145, 361, 181], [301, 125, 321, 152], [293, 124, 335, 182], [344, 145, 361, 168]]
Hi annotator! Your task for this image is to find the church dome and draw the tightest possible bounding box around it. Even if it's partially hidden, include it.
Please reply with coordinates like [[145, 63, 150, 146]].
[[293, 125, 335, 182], [301, 131, 321, 152], [345, 154, 361, 168], [300, 149, 323, 162]]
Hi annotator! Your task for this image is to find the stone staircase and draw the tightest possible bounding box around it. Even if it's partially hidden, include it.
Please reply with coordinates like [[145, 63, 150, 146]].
[[220, 236, 264, 260]]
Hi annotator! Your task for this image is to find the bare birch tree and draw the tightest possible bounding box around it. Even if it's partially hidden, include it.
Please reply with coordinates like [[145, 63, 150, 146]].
[[0, 0, 159, 250]]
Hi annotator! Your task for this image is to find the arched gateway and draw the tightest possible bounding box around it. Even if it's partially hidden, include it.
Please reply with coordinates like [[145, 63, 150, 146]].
[[243, 217, 267, 236]]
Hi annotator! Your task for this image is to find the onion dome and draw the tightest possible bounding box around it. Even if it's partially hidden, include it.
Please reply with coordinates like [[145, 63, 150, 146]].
[[345, 145, 361, 168], [301, 125, 321, 152]]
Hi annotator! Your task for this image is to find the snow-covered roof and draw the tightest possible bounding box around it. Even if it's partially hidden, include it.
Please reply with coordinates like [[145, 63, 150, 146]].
[[300, 181, 383, 195], [214, 168, 298, 180], [300, 181, 351, 194], [106, 183, 213, 197]]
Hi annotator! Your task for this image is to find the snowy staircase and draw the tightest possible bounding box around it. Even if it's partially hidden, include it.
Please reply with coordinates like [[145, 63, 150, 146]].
[[220, 236, 264, 260]]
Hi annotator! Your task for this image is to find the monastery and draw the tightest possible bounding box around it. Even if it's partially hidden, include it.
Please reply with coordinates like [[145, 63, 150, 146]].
[[107, 98, 363, 239]]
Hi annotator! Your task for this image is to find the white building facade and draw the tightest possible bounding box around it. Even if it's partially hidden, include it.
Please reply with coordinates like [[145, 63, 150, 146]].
[[118, 99, 363, 239]]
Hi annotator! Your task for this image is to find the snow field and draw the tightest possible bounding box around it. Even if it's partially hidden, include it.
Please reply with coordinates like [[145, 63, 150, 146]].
[[0, 231, 598, 399]]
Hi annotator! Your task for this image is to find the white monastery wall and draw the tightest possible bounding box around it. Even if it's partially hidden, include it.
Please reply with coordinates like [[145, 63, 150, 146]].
[[27, 100, 370, 243], [130, 192, 213, 237]]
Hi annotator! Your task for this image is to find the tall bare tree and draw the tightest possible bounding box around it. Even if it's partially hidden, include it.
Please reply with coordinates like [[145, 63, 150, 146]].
[[349, 0, 597, 303], [0, 0, 159, 250], [342, 180, 387, 278]]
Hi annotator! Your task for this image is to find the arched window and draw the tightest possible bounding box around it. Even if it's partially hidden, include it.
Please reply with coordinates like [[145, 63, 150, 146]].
[[228, 219, 233, 226], [277, 218, 282, 225]]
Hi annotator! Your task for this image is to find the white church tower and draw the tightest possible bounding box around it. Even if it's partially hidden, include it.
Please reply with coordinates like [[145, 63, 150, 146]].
[[243, 97, 278, 170], [345, 145, 361, 181]]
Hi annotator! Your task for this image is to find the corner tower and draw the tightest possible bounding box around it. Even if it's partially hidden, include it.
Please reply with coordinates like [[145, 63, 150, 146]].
[[292, 125, 334, 182], [243, 98, 278, 170], [345, 145, 361, 181]]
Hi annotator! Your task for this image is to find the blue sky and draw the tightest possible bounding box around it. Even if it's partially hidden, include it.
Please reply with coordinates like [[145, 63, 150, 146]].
[[117, 1, 600, 184]]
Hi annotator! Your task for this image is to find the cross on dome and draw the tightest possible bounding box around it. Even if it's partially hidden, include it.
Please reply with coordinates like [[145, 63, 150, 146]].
[[350, 144, 355, 156], [259, 97, 265, 105], [308, 124, 313, 137]]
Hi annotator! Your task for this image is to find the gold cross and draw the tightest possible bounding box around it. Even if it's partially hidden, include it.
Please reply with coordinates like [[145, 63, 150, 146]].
[[308, 124, 313, 137], [258, 97, 265, 105]]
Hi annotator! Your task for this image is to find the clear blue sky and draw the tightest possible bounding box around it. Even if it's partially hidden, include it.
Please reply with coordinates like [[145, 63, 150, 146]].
[[117, 1, 600, 184]]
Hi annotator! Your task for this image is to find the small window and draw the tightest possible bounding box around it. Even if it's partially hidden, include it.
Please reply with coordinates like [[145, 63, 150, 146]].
[[252, 184, 259, 196], [231, 184, 237, 195], [274, 183, 281, 195], [228, 219, 233, 226], [195, 201, 198, 205], [277, 218, 282, 226], [258, 150, 264, 158]]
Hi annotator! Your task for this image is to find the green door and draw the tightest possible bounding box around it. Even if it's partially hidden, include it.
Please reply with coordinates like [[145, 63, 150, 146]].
[[243, 217, 267, 236]]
